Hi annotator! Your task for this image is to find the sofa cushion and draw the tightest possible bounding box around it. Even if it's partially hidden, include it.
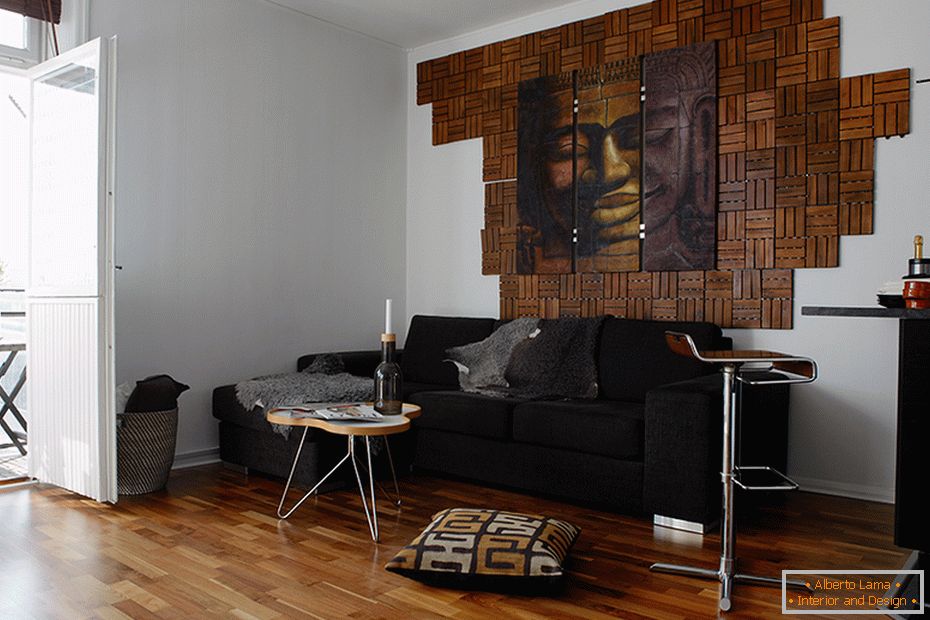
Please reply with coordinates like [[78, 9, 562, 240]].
[[301, 353, 345, 375], [401, 315, 497, 386], [213, 384, 268, 433], [297, 350, 382, 377], [409, 390, 523, 440], [402, 381, 446, 400], [597, 318, 723, 402], [512, 400, 645, 460]]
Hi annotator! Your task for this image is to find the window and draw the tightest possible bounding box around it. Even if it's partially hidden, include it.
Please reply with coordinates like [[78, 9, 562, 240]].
[[0, 8, 41, 66], [0, 70, 28, 290], [0, 8, 25, 48]]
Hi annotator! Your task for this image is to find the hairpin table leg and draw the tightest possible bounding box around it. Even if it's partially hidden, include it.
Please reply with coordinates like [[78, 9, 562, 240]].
[[276, 428, 350, 519], [350, 436, 379, 541], [352, 438, 403, 507], [384, 438, 402, 506], [365, 437, 379, 541]]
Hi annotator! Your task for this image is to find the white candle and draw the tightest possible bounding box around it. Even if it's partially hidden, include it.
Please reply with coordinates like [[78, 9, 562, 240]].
[[385, 298, 393, 334]]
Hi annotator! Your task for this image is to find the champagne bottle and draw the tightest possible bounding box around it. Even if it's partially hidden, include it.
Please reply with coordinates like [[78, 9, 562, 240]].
[[374, 333, 403, 415], [907, 234, 930, 278]]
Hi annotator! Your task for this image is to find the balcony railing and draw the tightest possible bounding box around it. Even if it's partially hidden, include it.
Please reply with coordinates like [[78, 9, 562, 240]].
[[0, 288, 27, 478]]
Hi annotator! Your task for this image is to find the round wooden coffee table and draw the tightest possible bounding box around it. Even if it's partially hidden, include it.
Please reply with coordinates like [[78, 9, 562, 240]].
[[266, 403, 421, 542]]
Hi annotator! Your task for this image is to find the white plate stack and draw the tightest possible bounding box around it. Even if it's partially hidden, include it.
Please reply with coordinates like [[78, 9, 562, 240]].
[[877, 280, 905, 308]]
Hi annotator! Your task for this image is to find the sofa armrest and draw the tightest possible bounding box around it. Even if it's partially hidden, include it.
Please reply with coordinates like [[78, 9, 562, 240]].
[[643, 374, 722, 526], [296, 350, 403, 378], [643, 373, 790, 527]]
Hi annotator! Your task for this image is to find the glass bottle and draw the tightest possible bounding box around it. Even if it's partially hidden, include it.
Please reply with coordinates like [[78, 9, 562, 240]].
[[907, 235, 930, 278], [374, 333, 403, 415]]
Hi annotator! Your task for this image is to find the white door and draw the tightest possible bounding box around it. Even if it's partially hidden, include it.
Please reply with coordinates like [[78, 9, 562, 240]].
[[26, 37, 117, 502]]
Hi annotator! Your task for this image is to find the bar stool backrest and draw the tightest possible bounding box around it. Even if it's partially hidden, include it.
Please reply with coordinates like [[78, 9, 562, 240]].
[[665, 331, 702, 360], [665, 331, 817, 383]]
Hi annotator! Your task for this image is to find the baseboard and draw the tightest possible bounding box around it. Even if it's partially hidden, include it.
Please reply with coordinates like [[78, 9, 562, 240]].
[[166, 448, 894, 504], [172, 447, 221, 470], [792, 475, 893, 504]]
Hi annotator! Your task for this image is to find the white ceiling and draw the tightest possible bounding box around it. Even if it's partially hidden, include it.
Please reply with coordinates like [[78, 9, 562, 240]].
[[267, 0, 583, 49]]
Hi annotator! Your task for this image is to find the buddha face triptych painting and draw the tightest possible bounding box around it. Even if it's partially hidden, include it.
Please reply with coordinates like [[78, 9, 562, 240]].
[[517, 42, 717, 275]]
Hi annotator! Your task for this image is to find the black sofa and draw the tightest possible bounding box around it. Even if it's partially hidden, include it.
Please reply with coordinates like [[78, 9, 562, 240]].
[[212, 315, 790, 530]]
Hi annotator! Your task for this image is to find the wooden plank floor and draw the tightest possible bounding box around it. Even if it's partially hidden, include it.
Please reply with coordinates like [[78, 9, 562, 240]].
[[0, 465, 907, 619]]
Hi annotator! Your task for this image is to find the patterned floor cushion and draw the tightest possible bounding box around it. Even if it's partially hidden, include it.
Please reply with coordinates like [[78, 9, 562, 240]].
[[385, 508, 580, 590]]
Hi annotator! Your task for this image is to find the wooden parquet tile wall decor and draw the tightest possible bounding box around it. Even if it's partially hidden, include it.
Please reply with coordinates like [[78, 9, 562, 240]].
[[418, 0, 911, 329]]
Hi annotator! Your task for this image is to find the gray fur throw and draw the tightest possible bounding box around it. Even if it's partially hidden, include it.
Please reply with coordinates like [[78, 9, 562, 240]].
[[504, 316, 605, 399], [445, 318, 539, 394], [236, 371, 373, 437]]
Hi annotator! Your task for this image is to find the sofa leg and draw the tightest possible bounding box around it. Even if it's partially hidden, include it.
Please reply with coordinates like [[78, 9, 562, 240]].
[[222, 461, 249, 475], [653, 514, 716, 535]]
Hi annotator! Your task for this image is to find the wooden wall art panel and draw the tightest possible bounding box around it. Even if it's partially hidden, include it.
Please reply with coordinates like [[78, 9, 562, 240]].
[[516, 59, 645, 275], [642, 42, 718, 271], [420, 0, 911, 329], [576, 60, 644, 274], [516, 72, 577, 274]]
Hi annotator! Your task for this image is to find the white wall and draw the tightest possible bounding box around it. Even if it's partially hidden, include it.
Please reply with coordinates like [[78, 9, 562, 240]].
[[91, 0, 407, 461], [406, 0, 930, 502]]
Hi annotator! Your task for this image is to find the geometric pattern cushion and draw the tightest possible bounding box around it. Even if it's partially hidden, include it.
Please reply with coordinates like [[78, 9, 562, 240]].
[[385, 508, 580, 586]]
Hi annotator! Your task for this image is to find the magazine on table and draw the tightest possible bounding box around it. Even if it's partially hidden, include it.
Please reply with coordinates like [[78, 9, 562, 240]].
[[268, 402, 384, 421]]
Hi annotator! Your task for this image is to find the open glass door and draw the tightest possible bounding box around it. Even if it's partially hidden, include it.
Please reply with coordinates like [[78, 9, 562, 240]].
[[26, 37, 116, 502], [0, 68, 29, 483]]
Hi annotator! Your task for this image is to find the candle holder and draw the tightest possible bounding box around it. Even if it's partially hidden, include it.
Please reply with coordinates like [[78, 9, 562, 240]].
[[374, 299, 403, 415], [374, 333, 402, 415]]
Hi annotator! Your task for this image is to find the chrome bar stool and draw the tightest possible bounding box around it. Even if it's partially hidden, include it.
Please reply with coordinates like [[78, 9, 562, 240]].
[[650, 331, 818, 612]]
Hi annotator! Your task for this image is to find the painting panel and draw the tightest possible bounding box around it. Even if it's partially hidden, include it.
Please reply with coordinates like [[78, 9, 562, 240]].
[[575, 59, 642, 273], [516, 73, 575, 274], [642, 42, 718, 271]]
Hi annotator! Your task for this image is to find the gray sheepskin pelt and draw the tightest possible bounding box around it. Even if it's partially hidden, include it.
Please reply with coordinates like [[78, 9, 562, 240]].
[[445, 318, 539, 394], [236, 371, 372, 437]]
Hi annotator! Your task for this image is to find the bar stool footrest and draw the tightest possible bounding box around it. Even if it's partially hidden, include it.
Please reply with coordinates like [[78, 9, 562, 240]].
[[736, 370, 815, 385], [734, 465, 799, 491]]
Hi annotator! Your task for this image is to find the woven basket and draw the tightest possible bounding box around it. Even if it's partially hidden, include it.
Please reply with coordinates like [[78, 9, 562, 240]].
[[117, 408, 178, 495]]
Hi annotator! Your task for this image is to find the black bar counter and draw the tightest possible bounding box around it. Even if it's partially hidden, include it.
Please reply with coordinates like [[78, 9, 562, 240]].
[[802, 305, 929, 555]]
